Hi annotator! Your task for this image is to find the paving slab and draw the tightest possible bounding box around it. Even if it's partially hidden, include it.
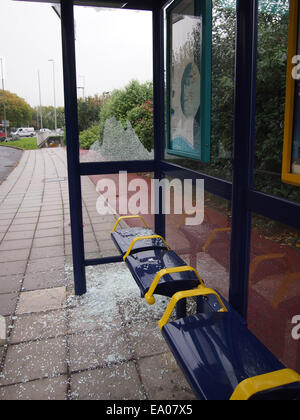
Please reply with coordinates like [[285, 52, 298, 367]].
[[68, 327, 133, 372], [0, 249, 30, 263], [32, 236, 64, 248], [0, 274, 23, 294], [137, 352, 195, 400], [37, 221, 63, 230], [0, 260, 27, 276], [0, 293, 18, 316], [70, 362, 145, 400], [0, 239, 32, 252], [126, 320, 169, 358], [22, 269, 65, 291], [34, 228, 64, 239], [0, 337, 67, 385], [16, 287, 66, 315], [67, 306, 123, 336], [0, 375, 68, 400], [8, 223, 36, 232], [30, 245, 64, 260], [4, 230, 35, 241], [10, 310, 67, 344], [12, 217, 39, 225], [26, 256, 65, 274]]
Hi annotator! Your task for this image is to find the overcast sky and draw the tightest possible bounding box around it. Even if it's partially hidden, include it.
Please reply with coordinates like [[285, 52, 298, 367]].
[[0, 0, 153, 108]]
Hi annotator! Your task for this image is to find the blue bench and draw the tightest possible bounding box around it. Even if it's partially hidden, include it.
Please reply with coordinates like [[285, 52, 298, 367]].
[[111, 215, 300, 400], [158, 286, 300, 400], [111, 216, 200, 303]]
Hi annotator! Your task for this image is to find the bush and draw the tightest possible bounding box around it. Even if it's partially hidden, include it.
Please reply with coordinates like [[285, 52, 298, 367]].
[[99, 80, 153, 147], [127, 100, 153, 152], [79, 125, 100, 150]]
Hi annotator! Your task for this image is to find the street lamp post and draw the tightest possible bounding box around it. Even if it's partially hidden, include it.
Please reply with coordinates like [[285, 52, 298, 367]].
[[38, 70, 43, 130], [0, 57, 7, 138], [49, 59, 57, 131]]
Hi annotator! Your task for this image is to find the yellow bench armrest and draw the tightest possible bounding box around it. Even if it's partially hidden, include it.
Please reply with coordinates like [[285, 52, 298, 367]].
[[145, 265, 205, 306], [123, 235, 170, 262], [230, 368, 300, 400], [111, 215, 149, 233], [158, 285, 227, 329]]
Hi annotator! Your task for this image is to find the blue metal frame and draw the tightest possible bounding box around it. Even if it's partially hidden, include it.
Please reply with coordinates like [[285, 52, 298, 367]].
[[229, 0, 258, 318], [248, 190, 300, 231], [58, 0, 300, 327], [161, 160, 232, 201], [85, 255, 123, 267], [153, 5, 166, 238], [61, 0, 86, 296], [80, 160, 155, 176]]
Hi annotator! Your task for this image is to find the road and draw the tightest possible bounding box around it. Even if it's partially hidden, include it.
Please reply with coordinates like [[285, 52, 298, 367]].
[[0, 146, 23, 183]]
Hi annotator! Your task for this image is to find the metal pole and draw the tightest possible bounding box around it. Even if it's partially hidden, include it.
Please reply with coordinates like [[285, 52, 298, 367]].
[[49, 59, 57, 131], [0, 58, 7, 138], [36, 107, 39, 130], [38, 70, 43, 130], [60, 0, 86, 295], [229, 0, 258, 318], [153, 6, 166, 239]]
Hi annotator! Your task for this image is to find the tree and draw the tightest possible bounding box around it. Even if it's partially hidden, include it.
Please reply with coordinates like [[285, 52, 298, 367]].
[[77, 95, 102, 132], [210, 2, 300, 202], [255, 11, 289, 174], [0, 90, 33, 129]]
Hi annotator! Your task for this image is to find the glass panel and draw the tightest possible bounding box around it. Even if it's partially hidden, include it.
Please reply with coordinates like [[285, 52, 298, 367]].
[[248, 214, 300, 373], [73, 6, 154, 163], [254, 0, 300, 203], [165, 0, 235, 182], [166, 186, 231, 299], [81, 173, 154, 260]]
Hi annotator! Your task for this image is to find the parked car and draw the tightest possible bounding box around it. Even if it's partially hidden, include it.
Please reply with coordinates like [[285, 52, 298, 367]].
[[39, 128, 51, 133], [11, 127, 35, 139]]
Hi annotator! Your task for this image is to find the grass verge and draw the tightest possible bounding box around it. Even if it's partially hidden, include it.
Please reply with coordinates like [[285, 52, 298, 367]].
[[0, 137, 38, 150]]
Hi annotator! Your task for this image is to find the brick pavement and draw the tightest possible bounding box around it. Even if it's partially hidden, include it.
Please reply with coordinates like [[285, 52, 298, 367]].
[[0, 148, 195, 400]]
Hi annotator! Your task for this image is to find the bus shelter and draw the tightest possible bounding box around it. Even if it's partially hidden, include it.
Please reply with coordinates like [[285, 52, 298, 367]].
[[16, 0, 300, 385]]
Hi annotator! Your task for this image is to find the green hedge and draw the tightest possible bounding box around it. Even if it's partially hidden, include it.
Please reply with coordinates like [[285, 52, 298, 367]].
[[79, 125, 100, 150]]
